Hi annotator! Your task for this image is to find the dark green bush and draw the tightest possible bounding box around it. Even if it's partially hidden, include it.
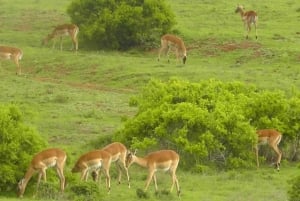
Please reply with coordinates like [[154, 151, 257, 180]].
[[114, 78, 300, 169], [67, 0, 176, 50], [0, 104, 47, 192]]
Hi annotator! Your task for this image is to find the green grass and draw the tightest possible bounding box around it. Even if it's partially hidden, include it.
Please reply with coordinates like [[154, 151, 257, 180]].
[[0, 0, 299, 200]]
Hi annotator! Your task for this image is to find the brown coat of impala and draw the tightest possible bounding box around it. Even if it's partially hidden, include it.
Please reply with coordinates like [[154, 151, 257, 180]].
[[91, 142, 130, 187], [255, 129, 282, 170], [17, 148, 67, 197], [0, 46, 23, 75], [126, 150, 180, 196], [72, 149, 112, 192]]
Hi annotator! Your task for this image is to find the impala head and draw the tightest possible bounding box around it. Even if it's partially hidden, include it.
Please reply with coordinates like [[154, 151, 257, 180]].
[[17, 178, 25, 197], [71, 164, 81, 173], [42, 34, 53, 46], [125, 150, 137, 168], [235, 4, 244, 13]]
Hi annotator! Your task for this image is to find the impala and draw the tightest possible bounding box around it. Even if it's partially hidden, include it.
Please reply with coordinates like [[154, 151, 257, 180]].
[[42, 24, 79, 51], [158, 34, 187, 64], [17, 148, 67, 198], [255, 129, 282, 170], [72, 149, 112, 192], [91, 142, 130, 188], [235, 4, 258, 39], [0, 46, 23, 75], [126, 150, 180, 196]]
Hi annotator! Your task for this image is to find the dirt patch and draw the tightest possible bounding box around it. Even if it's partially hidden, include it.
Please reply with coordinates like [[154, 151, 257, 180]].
[[218, 41, 261, 52], [186, 38, 262, 57]]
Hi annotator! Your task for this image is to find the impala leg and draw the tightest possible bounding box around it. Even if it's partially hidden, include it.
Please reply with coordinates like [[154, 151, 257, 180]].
[[255, 145, 259, 168], [103, 168, 111, 193], [144, 171, 154, 192], [170, 171, 180, 196], [254, 23, 258, 39], [14, 57, 21, 75], [158, 46, 166, 62], [115, 162, 122, 185], [56, 167, 65, 191], [60, 37, 63, 51], [153, 173, 158, 192], [271, 145, 282, 171]]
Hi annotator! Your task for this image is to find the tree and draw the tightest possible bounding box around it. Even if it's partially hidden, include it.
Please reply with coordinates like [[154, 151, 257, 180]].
[[67, 0, 176, 50], [0, 104, 47, 192]]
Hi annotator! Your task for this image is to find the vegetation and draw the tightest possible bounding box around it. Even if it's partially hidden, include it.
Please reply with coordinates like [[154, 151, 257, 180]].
[[67, 0, 175, 50], [0, 0, 299, 200], [0, 104, 47, 191], [115, 78, 300, 170]]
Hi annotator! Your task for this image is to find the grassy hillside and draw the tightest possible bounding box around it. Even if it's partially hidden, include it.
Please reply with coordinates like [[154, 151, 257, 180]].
[[0, 0, 299, 200]]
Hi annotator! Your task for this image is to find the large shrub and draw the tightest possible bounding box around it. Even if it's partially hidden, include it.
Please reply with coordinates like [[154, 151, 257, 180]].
[[0, 104, 47, 192], [67, 0, 176, 50], [114, 79, 300, 170]]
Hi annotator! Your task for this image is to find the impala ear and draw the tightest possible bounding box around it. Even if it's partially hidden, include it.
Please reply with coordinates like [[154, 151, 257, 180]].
[[133, 149, 137, 155]]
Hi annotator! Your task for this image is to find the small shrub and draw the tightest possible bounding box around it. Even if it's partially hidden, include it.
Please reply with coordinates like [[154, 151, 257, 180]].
[[69, 181, 102, 201], [288, 175, 300, 201]]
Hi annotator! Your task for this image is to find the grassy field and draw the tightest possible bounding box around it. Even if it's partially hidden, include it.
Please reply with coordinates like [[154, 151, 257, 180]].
[[0, 0, 299, 200]]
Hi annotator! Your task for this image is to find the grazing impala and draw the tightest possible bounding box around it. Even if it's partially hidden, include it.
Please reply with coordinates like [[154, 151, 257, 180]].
[[91, 142, 130, 188], [158, 34, 187, 64], [255, 129, 282, 170], [126, 150, 180, 196], [72, 149, 112, 192], [0, 46, 23, 75], [42, 24, 79, 51], [17, 148, 67, 198], [235, 4, 258, 39]]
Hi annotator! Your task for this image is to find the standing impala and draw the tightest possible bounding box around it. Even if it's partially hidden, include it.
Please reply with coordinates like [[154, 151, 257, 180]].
[[91, 142, 130, 188], [126, 150, 180, 196], [17, 148, 67, 198], [42, 24, 79, 51], [72, 149, 112, 192], [158, 34, 187, 64], [0, 46, 23, 75], [255, 129, 282, 170], [235, 4, 258, 39]]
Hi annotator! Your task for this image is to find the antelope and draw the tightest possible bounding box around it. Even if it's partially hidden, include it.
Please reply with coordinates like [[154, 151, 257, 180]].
[[91, 142, 130, 188], [235, 4, 258, 39], [17, 148, 67, 198], [255, 129, 282, 171], [126, 150, 180, 196], [0, 46, 23, 75], [42, 24, 79, 51], [72, 149, 112, 192], [158, 34, 187, 64]]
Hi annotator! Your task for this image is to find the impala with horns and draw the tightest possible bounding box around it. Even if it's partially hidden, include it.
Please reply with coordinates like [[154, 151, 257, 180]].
[[158, 34, 187, 64], [235, 4, 258, 39], [17, 148, 67, 198], [72, 149, 112, 192], [91, 142, 130, 188], [255, 129, 282, 170], [0, 46, 23, 75], [126, 150, 180, 196], [42, 24, 79, 51]]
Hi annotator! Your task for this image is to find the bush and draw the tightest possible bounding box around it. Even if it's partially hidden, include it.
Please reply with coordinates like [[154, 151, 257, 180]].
[[67, 0, 176, 50], [114, 78, 300, 169], [0, 104, 47, 192], [69, 181, 102, 201]]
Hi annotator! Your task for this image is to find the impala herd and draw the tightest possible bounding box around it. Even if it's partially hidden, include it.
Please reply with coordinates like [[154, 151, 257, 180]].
[[0, 4, 259, 74], [3, 3, 281, 198], [18, 127, 283, 198]]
